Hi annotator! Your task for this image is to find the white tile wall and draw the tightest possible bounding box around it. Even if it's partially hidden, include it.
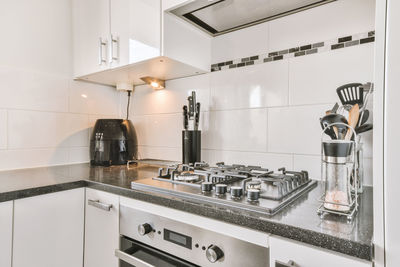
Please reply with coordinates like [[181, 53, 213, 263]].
[[0, 0, 120, 171], [268, 0, 376, 51], [212, 22, 269, 63], [289, 44, 375, 105], [131, 0, 375, 185], [0, 110, 7, 149], [210, 60, 289, 110]]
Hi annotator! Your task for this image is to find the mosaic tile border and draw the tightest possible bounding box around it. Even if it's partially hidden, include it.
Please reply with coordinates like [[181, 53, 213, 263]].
[[211, 30, 375, 72]]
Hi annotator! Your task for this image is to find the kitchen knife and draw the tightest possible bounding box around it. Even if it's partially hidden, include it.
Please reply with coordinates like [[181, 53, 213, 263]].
[[188, 95, 194, 117], [195, 102, 200, 130], [183, 105, 188, 130]]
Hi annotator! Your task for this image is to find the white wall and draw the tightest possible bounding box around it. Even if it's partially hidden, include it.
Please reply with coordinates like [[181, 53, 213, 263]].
[[128, 0, 376, 184], [0, 0, 121, 170]]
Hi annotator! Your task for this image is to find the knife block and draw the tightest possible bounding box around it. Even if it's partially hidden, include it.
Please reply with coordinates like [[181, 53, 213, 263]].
[[182, 130, 201, 165]]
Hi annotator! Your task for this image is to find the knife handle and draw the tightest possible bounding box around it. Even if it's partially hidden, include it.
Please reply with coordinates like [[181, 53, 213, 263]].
[[183, 105, 188, 130]]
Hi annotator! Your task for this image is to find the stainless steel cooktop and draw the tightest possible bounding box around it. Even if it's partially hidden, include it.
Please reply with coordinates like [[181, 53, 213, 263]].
[[131, 162, 317, 215]]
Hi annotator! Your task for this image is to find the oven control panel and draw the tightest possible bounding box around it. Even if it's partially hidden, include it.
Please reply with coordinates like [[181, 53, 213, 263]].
[[119, 205, 268, 267]]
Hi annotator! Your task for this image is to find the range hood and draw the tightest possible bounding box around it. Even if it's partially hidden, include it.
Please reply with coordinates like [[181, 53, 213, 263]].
[[170, 0, 336, 36]]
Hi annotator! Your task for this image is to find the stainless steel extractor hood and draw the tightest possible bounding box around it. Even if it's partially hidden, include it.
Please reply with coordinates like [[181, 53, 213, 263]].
[[170, 0, 336, 36]]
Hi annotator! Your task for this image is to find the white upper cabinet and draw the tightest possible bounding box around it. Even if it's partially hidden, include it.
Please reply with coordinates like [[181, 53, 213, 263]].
[[110, 0, 161, 68], [73, 0, 211, 87], [72, 0, 110, 77]]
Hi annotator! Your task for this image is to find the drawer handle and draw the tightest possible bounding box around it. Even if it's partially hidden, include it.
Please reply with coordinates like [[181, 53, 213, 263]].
[[88, 199, 112, 211], [276, 260, 299, 267], [115, 249, 155, 267]]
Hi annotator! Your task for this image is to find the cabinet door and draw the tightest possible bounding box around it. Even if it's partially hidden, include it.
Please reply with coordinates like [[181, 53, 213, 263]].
[[13, 189, 84, 267], [84, 188, 119, 267], [110, 0, 161, 67], [0, 201, 13, 267], [72, 0, 110, 77], [270, 236, 371, 267]]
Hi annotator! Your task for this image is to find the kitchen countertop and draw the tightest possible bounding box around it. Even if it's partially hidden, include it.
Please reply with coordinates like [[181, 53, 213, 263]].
[[0, 163, 373, 261]]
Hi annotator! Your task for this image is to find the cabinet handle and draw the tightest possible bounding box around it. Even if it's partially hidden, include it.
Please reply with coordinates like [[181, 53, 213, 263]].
[[109, 34, 119, 63], [275, 260, 299, 267], [98, 38, 107, 65], [88, 199, 112, 211]]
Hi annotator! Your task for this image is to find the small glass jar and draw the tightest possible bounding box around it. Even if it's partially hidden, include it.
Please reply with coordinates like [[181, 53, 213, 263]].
[[322, 140, 354, 212]]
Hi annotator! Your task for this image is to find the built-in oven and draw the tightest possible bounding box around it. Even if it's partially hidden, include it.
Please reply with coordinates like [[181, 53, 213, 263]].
[[116, 203, 269, 267]]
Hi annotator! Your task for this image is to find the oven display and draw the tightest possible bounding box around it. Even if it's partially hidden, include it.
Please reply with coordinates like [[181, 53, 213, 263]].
[[164, 229, 192, 249]]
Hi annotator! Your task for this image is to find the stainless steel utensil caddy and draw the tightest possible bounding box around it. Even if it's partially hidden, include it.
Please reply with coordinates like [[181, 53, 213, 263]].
[[317, 123, 359, 221]]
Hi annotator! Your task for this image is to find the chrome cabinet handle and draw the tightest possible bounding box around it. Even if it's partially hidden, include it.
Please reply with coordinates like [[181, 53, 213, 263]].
[[88, 199, 112, 211], [98, 37, 107, 65], [109, 34, 119, 63], [276, 260, 299, 267], [115, 249, 155, 267]]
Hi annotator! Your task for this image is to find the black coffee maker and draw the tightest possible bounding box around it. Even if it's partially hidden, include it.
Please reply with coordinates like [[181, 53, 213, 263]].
[[90, 119, 138, 166]]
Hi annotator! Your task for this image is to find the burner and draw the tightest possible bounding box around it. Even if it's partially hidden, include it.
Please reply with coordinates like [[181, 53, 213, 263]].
[[175, 172, 201, 182]]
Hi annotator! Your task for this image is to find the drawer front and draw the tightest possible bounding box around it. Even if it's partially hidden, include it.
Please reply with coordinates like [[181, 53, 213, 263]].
[[84, 188, 119, 267], [270, 236, 371, 267]]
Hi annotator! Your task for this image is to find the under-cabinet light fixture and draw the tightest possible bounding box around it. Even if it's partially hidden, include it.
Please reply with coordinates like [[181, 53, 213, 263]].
[[140, 76, 165, 90]]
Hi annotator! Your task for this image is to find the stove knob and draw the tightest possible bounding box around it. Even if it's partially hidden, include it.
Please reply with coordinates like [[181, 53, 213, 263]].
[[206, 245, 224, 263], [215, 184, 227, 196], [230, 186, 243, 199], [201, 182, 213, 193], [138, 223, 153, 236], [247, 189, 260, 202]]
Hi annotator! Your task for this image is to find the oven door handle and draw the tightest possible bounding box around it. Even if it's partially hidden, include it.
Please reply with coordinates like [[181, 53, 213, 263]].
[[115, 249, 156, 267]]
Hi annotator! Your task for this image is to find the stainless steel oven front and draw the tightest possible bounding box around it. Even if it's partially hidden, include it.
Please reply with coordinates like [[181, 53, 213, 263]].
[[116, 204, 269, 267]]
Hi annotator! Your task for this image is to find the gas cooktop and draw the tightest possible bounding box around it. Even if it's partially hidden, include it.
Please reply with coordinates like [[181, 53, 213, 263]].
[[131, 162, 317, 215]]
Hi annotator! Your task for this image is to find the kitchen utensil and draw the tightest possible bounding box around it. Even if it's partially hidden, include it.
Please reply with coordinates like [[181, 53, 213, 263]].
[[345, 104, 360, 140], [358, 109, 369, 126], [325, 102, 339, 115], [195, 102, 200, 130], [320, 114, 348, 139], [355, 123, 373, 134], [336, 83, 364, 106], [358, 83, 374, 126], [183, 105, 188, 130]]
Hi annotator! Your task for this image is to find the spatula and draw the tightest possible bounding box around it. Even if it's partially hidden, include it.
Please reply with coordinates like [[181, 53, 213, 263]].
[[345, 104, 360, 140]]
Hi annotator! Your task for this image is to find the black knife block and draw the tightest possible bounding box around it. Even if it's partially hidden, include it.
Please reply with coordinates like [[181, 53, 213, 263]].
[[182, 130, 201, 165]]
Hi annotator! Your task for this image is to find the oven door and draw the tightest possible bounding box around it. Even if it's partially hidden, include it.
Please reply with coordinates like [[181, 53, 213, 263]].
[[116, 236, 199, 267]]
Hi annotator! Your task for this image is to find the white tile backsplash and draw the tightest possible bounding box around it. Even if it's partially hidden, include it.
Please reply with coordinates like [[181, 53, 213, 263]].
[[212, 22, 269, 63], [203, 109, 268, 152], [0, 67, 69, 112], [0, 110, 7, 149], [0, 148, 69, 171], [268, 104, 332, 155], [210, 60, 289, 110], [69, 80, 120, 116], [268, 0, 376, 51], [131, 74, 211, 115], [0, 0, 119, 170], [289, 44, 375, 105], [293, 154, 321, 180]]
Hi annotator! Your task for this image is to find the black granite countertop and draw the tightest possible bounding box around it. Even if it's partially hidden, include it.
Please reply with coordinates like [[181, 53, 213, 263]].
[[0, 163, 373, 261]]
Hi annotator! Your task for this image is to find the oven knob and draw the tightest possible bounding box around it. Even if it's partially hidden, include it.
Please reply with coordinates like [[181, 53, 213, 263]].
[[247, 189, 260, 202], [206, 245, 224, 263], [215, 184, 227, 196], [230, 186, 243, 199], [201, 182, 213, 193], [138, 223, 153, 236]]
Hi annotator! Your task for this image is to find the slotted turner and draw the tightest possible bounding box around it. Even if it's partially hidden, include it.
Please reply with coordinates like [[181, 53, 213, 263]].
[[336, 83, 364, 106]]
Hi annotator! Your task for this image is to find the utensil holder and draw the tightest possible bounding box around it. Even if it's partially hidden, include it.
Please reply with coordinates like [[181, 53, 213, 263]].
[[317, 123, 359, 222], [182, 130, 201, 165]]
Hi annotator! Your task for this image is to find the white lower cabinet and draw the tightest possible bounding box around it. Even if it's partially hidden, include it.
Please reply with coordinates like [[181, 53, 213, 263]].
[[84, 188, 119, 267], [12, 188, 85, 267], [0, 201, 13, 267], [270, 236, 372, 267]]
